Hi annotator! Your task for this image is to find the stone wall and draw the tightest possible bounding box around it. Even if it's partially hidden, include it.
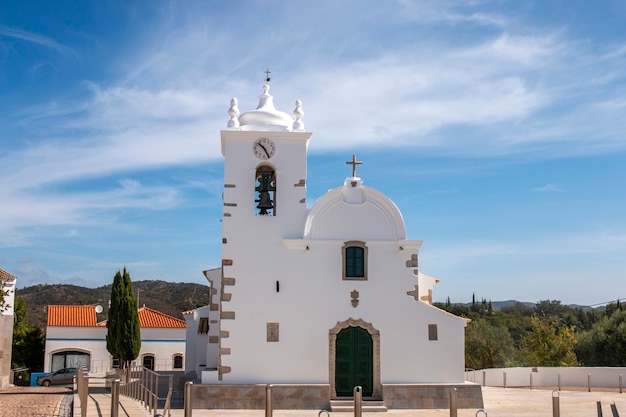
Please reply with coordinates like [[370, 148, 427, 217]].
[[190, 384, 331, 409], [382, 383, 483, 409], [188, 383, 483, 410]]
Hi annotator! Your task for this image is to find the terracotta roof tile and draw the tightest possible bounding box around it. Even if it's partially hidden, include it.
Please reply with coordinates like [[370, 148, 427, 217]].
[[97, 306, 186, 328], [0, 267, 16, 280], [47, 305, 98, 327], [138, 306, 186, 328]]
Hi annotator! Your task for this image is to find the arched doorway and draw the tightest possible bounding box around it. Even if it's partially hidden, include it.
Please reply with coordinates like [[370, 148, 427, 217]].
[[329, 318, 381, 399], [336, 326, 373, 396]]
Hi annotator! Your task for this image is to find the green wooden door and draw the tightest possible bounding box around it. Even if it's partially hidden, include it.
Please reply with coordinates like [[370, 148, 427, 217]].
[[335, 326, 373, 397]]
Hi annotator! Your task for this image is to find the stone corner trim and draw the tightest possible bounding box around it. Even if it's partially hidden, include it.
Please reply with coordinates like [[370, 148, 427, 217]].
[[221, 311, 235, 320]]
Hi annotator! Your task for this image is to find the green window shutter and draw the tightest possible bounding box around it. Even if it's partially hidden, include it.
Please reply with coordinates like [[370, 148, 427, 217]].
[[346, 246, 364, 277]]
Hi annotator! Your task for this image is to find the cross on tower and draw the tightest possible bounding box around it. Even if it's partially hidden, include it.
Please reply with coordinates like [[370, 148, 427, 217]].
[[264, 69, 271, 83], [345, 154, 363, 177]]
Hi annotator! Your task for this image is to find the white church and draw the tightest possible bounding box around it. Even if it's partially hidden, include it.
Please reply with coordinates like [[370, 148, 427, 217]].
[[184, 81, 483, 409]]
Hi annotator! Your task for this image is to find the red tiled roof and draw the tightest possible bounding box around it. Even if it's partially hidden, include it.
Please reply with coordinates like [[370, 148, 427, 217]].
[[47, 305, 98, 327], [138, 306, 186, 328], [97, 306, 186, 328], [0, 267, 16, 280]]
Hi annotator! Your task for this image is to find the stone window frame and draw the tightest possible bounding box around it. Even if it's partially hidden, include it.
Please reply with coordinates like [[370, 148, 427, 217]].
[[329, 318, 381, 400], [342, 241, 368, 280], [142, 353, 156, 371], [173, 353, 184, 369]]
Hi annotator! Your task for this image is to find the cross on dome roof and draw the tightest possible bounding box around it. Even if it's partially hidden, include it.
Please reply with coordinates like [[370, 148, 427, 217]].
[[346, 154, 363, 177]]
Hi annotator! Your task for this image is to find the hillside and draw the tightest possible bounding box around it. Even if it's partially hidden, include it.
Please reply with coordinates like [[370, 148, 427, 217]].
[[15, 280, 211, 330]]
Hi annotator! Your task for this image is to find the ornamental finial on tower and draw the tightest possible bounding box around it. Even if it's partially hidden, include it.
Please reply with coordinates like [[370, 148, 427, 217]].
[[228, 97, 240, 128], [293, 99, 304, 131], [264, 69, 271, 84]]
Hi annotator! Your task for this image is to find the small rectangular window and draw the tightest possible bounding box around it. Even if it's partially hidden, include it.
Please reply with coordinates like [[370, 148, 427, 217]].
[[428, 324, 438, 341], [198, 317, 209, 334], [343, 242, 368, 280]]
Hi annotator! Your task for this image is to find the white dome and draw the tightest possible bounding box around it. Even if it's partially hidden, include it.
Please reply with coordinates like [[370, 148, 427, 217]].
[[238, 85, 293, 131], [303, 177, 407, 241]]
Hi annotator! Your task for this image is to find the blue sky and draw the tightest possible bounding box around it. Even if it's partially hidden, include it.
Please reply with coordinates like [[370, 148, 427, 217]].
[[1, 1, 625, 306]]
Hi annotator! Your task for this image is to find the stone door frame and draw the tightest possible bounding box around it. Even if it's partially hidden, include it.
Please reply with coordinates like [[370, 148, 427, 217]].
[[329, 318, 381, 400]]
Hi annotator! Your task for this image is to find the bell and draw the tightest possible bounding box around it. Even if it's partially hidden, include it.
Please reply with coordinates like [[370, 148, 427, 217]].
[[256, 190, 273, 215]]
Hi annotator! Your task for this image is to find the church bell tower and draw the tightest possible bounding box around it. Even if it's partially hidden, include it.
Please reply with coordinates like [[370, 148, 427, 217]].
[[216, 80, 312, 381]]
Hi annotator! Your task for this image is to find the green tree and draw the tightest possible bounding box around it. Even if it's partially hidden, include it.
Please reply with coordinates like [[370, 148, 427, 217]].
[[521, 315, 578, 366], [465, 319, 520, 369], [575, 308, 626, 366], [11, 296, 44, 372], [106, 268, 141, 369]]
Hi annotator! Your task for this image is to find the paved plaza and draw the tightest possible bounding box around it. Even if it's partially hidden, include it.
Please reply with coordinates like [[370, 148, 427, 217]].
[[76, 386, 626, 417]]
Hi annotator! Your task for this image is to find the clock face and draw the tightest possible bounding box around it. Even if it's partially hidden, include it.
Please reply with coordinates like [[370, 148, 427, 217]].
[[253, 138, 276, 159]]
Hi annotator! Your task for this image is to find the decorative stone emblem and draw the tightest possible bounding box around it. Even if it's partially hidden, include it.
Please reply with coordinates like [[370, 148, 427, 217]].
[[351, 290, 359, 307]]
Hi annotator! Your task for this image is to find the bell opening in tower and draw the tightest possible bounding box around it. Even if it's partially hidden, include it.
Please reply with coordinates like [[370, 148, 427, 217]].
[[255, 165, 276, 216]]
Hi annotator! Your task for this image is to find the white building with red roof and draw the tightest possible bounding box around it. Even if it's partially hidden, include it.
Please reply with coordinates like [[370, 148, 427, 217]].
[[43, 305, 186, 373]]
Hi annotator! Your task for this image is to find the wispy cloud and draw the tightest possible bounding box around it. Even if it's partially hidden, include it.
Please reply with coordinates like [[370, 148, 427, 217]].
[[531, 183, 565, 193], [0, 26, 78, 59]]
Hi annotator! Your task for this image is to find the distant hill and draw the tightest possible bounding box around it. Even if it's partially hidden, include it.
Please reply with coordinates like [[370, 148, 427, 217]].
[[15, 280, 211, 330], [443, 299, 598, 312]]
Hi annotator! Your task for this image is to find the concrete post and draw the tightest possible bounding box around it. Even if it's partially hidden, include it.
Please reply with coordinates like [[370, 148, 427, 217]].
[[353, 386, 362, 417], [184, 381, 193, 417], [111, 378, 120, 417], [265, 384, 273, 417], [449, 387, 458, 417], [552, 390, 560, 417]]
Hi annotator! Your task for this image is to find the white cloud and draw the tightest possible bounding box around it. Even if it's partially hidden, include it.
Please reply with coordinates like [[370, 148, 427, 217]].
[[531, 184, 565, 193]]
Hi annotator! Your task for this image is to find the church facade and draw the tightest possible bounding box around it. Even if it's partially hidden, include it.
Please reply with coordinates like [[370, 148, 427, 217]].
[[191, 83, 482, 409]]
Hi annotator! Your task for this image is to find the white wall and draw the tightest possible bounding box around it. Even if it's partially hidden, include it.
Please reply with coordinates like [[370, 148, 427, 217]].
[[466, 367, 626, 389], [184, 306, 210, 375], [219, 201, 466, 384], [45, 325, 186, 373], [137, 327, 186, 371], [44, 326, 109, 372]]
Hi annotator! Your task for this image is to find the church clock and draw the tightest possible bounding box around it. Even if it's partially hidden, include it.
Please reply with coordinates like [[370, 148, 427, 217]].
[[252, 137, 276, 159]]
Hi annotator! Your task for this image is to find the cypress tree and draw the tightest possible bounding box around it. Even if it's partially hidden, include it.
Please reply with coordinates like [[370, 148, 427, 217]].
[[106, 268, 141, 369]]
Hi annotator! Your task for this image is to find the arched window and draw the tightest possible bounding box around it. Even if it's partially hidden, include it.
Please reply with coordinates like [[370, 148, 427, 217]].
[[51, 350, 91, 372], [173, 354, 183, 369], [343, 241, 368, 280], [142, 354, 155, 371], [255, 165, 276, 216]]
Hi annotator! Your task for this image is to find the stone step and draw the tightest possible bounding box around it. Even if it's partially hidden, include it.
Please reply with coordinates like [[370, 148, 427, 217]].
[[330, 400, 388, 412]]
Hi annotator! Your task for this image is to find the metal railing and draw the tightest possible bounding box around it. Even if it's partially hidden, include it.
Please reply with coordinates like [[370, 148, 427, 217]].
[[120, 365, 173, 417]]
